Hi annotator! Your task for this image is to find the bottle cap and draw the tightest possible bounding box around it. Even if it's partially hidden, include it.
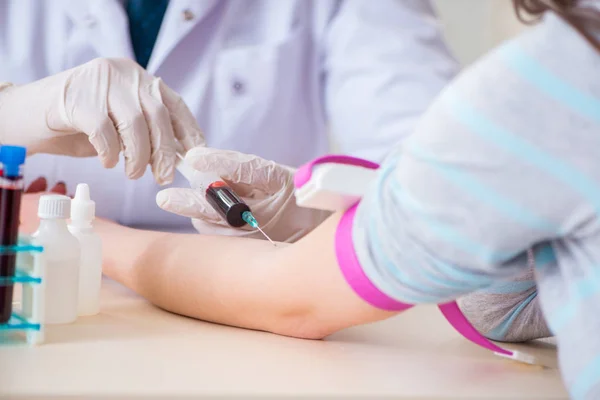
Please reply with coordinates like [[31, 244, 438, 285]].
[[71, 183, 95, 222], [0, 145, 26, 177], [38, 194, 71, 219]]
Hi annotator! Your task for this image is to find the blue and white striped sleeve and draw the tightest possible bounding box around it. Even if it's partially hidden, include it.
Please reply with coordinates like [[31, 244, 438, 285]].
[[350, 12, 600, 399], [351, 11, 597, 305]]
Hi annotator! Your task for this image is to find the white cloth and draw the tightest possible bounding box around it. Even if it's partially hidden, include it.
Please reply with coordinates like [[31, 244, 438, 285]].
[[0, 0, 457, 230]]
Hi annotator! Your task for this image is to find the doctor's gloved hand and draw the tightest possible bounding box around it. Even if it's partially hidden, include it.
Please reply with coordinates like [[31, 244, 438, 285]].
[[155, 147, 331, 243], [0, 58, 204, 185]]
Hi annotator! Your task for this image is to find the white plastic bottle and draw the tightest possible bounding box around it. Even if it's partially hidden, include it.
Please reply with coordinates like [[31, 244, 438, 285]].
[[68, 184, 102, 316], [33, 195, 80, 324]]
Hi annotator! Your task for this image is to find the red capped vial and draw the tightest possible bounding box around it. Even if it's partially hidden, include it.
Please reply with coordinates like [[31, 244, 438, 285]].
[[205, 181, 251, 227]]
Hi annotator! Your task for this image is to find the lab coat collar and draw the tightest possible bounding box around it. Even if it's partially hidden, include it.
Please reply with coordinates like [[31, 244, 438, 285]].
[[62, 0, 134, 60], [146, 0, 219, 73], [62, 0, 218, 73]]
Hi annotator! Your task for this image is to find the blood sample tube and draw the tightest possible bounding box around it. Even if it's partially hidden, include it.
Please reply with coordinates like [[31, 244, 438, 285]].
[[0, 146, 26, 323], [175, 155, 275, 244], [176, 157, 251, 227], [205, 180, 251, 227]]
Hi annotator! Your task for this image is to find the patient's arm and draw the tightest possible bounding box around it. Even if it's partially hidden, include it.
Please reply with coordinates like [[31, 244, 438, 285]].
[[98, 214, 396, 339]]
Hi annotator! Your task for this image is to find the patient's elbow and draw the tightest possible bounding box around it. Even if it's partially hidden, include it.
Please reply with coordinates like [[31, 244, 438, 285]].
[[265, 298, 394, 340], [265, 297, 367, 340], [267, 311, 342, 340]]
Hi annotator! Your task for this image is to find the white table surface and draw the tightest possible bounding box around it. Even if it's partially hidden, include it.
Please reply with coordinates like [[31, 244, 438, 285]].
[[0, 278, 567, 399]]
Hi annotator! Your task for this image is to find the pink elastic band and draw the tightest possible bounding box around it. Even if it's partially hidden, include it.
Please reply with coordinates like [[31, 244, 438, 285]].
[[336, 205, 413, 311], [296, 155, 409, 310], [294, 155, 379, 189], [438, 302, 512, 355], [295, 154, 514, 357], [335, 206, 512, 355]]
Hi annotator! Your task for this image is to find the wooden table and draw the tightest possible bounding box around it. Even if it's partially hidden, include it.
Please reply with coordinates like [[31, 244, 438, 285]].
[[0, 278, 567, 398]]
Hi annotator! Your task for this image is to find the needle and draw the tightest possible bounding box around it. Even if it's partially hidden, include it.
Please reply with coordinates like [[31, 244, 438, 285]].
[[242, 211, 276, 246], [256, 225, 276, 246]]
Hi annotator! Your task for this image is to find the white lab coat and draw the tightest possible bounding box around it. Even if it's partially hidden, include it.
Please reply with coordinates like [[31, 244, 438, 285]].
[[0, 0, 457, 231]]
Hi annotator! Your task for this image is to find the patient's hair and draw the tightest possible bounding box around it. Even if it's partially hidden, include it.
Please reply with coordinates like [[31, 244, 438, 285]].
[[512, 0, 600, 52]]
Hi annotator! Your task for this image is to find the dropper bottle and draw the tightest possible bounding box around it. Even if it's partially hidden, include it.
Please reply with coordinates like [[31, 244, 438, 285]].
[[68, 184, 102, 316], [34, 195, 80, 324]]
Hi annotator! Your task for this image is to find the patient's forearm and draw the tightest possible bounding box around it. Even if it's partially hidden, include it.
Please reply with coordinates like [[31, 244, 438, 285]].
[[99, 222, 286, 332], [99, 215, 395, 338]]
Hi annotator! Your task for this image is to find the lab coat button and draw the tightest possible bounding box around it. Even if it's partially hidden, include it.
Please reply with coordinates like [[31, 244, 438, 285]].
[[232, 80, 245, 95], [83, 16, 96, 28], [182, 9, 195, 21]]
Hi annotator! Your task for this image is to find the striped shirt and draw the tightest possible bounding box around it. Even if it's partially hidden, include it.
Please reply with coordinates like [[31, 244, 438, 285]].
[[352, 7, 600, 400]]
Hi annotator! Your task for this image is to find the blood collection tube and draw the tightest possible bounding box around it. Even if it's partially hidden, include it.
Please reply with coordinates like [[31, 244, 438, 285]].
[[205, 178, 250, 227], [175, 155, 275, 244], [181, 168, 251, 227], [176, 155, 253, 227], [0, 146, 26, 323]]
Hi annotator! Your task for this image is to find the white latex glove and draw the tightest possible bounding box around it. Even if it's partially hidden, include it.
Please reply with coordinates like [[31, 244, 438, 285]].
[[0, 58, 204, 185], [156, 147, 331, 243]]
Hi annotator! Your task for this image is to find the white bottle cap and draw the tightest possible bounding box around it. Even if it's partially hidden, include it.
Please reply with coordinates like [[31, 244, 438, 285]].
[[71, 183, 95, 222], [38, 194, 71, 219]]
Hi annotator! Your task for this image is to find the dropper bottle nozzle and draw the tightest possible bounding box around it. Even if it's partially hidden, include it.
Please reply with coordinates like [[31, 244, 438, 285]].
[[71, 183, 95, 226]]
